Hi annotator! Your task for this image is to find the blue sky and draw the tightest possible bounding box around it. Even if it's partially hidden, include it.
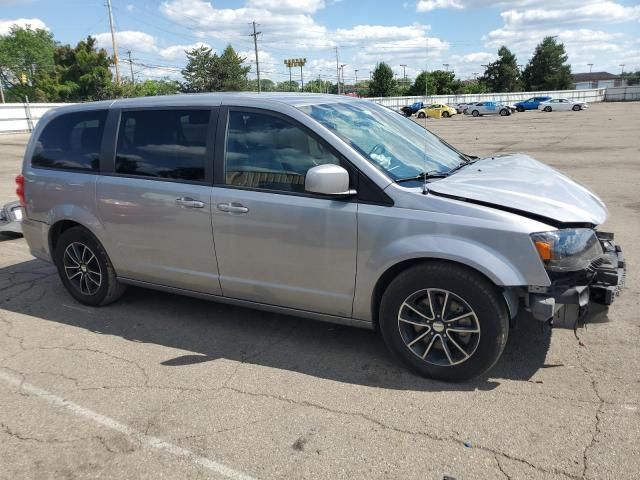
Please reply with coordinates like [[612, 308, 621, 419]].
[[1, 0, 639, 84]]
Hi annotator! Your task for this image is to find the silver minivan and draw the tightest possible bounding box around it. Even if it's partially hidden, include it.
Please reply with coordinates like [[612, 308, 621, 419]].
[[17, 93, 625, 381]]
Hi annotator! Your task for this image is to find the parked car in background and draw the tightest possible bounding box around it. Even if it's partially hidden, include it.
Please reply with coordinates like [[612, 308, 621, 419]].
[[18, 93, 625, 381], [400, 101, 425, 117], [454, 103, 473, 114], [463, 101, 512, 117], [416, 103, 457, 118], [514, 96, 552, 112], [538, 98, 589, 112], [0, 200, 22, 235]]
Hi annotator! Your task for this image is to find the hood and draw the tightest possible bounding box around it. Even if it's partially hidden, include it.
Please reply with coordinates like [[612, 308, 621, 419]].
[[427, 154, 608, 226]]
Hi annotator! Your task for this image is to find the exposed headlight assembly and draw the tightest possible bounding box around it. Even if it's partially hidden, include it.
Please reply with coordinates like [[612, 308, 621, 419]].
[[531, 228, 603, 272]]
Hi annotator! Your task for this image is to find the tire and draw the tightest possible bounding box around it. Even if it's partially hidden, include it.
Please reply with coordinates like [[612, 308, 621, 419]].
[[379, 262, 509, 381], [516, 106, 525, 112], [417, 112, 426, 119], [442, 111, 450, 118], [499, 108, 509, 116], [54, 226, 126, 306], [471, 110, 480, 117], [572, 105, 581, 111], [544, 106, 552, 112]]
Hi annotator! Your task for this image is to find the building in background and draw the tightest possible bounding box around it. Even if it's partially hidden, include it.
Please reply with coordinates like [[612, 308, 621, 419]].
[[573, 72, 622, 89]]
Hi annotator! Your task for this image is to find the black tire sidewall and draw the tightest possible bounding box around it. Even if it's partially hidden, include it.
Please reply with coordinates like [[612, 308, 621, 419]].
[[54, 227, 113, 306], [379, 263, 509, 381], [472, 110, 479, 117], [517, 106, 525, 112], [544, 106, 552, 112], [573, 105, 580, 111]]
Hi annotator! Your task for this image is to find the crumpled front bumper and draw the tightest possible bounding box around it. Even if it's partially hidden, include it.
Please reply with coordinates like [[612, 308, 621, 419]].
[[0, 201, 23, 234], [526, 231, 626, 325]]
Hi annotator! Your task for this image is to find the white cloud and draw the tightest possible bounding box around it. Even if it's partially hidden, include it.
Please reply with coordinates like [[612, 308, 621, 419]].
[[416, 0, 463, 12], [245, 0, 325, 13], [94, 30, 158, 53], [0, 17, 47, 35], [126, 4, 135, 11], [159, 42, 211, 59], [501, 2, 640, 27]]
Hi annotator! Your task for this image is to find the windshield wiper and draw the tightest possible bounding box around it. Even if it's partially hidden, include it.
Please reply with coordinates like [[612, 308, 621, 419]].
[[447, 158, 478, 175], [396, 171, 449, 183]]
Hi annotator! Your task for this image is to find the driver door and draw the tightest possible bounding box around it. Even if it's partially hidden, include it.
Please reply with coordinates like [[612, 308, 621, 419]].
[[211, 108, 358, 317]]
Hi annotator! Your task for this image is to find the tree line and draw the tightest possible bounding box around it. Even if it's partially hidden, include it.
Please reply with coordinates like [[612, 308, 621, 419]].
[[1, 25, 637, 102]]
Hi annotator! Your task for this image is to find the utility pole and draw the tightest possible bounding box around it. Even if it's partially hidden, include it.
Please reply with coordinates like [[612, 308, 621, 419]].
[[334, 47, 340, 95], [126, 50, 134, 83], [587, 63, 593, 73], [400, 64, 407, 89], [619, 64, 625, 74], [354, 69, 359, 85], [472, 72, 479, 80], [442, 63, 449, 72], [284, 58, 306, 93], [106, 0, 121, 84], [340, 64, 347, 93], [0, 68, 5, 103], [250, 21, 261, 93]]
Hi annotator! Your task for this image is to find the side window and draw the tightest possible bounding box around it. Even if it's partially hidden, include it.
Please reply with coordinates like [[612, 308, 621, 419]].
[[115, 109, 210, 182], [225, 110, 340, 193], [32, 110, 107, 171]]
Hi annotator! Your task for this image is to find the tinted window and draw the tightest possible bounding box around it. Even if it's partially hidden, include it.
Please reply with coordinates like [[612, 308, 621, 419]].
[[32, 110, 107, 171], [225, 110, 340, 193], [115, 109, 210, 182]]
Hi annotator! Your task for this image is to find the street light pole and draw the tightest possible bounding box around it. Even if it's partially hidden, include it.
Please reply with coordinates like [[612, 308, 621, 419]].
[[442, 63, 449, 72], [587, 63, 594, 73], [354, 69, 359, 85], [340, 64, 347, 92], [400, 64, 407, 90], [619, 64, 625, 74]]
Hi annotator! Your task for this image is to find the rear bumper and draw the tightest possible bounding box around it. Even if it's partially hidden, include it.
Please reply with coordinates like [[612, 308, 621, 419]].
[[21, 216, 52, 262], [526, 232, 625, 325]]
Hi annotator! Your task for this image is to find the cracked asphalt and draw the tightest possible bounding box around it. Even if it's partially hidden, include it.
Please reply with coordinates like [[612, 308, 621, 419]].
[[1, 102, 639, 480]]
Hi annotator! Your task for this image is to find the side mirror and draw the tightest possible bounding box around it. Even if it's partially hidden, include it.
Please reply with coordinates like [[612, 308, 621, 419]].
[[305, 164, 356, 197]]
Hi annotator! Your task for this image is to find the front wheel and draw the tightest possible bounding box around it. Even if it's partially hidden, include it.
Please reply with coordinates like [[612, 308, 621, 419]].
[[544, 106, 552, 112], [471, 110, 480, 117], [54, 226, 126, 306], [516, 106, 525, 112], [442, 111, 450, 118], [417, 112, 426, 118], [499, 108, 509, 116], [572, 105, 581, 111], [379, 262, 509, 381]]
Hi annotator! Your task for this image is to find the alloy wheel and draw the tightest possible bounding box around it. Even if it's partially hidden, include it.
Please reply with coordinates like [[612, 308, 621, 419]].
[[397, 288, 481, 366], [63, 242, 102, 295]]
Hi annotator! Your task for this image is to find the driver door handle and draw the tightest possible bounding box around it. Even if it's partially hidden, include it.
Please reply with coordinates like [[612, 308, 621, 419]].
[[217, 202, 249, 214], [175, 197, 205, 208]]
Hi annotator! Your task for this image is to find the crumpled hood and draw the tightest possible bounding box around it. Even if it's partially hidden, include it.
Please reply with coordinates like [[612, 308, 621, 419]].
[[427, 154, 608, 226]]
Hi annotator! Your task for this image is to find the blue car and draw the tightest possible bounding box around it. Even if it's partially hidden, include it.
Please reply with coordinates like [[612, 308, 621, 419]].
[[514, 96, 552, 112], [400, 101, 424, 117]]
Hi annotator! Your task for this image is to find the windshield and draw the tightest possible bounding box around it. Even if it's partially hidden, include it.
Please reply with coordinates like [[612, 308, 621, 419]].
[[298, 101, 467, 180]]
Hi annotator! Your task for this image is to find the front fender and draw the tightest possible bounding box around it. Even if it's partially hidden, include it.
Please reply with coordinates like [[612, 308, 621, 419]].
[[352, 232, 549, 322]]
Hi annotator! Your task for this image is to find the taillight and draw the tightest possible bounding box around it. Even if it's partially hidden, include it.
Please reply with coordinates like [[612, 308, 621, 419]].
[[15, 174, 26, 208]]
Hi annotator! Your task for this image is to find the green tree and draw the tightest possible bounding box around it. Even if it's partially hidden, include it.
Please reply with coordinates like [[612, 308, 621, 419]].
[[621, 70, 640, 86], [407, 70, 463, 96], [181, 45, 218, 92], [49, 36, 112, 101], [522, 37, 573, 91], [246, 78, 276, 92], [276, 80, 299, 91], [0, 25, 56, 101], [369, 62, 395, 97], [217, 45, 250, 91], [479, 46, 521, 93]]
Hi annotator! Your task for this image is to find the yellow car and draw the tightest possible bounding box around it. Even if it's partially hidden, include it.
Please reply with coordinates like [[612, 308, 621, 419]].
[[416, 103, 457, 119]]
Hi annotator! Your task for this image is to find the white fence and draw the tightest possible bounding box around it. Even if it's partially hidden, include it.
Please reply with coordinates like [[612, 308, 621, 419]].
[[369, 88, 607, 110], [604, 86, 640, 102], [0, 103, 68, 134], [0, 86, 637, 133]]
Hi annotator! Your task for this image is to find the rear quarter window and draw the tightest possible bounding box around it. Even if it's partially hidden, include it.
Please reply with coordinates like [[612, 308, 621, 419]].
[[32, 110, 107, 171]]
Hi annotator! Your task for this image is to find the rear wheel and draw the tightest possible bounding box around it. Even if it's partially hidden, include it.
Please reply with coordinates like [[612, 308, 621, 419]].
[[442, 111, 450, 118], [544, 106, 552, 112], [54, 226, 126, 306], [516, 106, 525, 112], [417, 112, 426, 119], [471, 110, 480, 117], [379, 262, 509, 381], [499, 108, 509, 116], [572, 104, 581, 111]]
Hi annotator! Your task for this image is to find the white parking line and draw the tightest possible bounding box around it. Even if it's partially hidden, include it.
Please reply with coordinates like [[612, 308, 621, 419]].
[[0, 369, 257, 480]]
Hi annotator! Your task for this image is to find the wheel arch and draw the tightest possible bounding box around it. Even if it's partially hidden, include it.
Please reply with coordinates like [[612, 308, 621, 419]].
[[368, 257, 520, 330]]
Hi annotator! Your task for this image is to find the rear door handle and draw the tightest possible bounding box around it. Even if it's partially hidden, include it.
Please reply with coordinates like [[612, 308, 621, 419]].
[[175, 197, 205, 208], [217, 202, 249, 214]]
